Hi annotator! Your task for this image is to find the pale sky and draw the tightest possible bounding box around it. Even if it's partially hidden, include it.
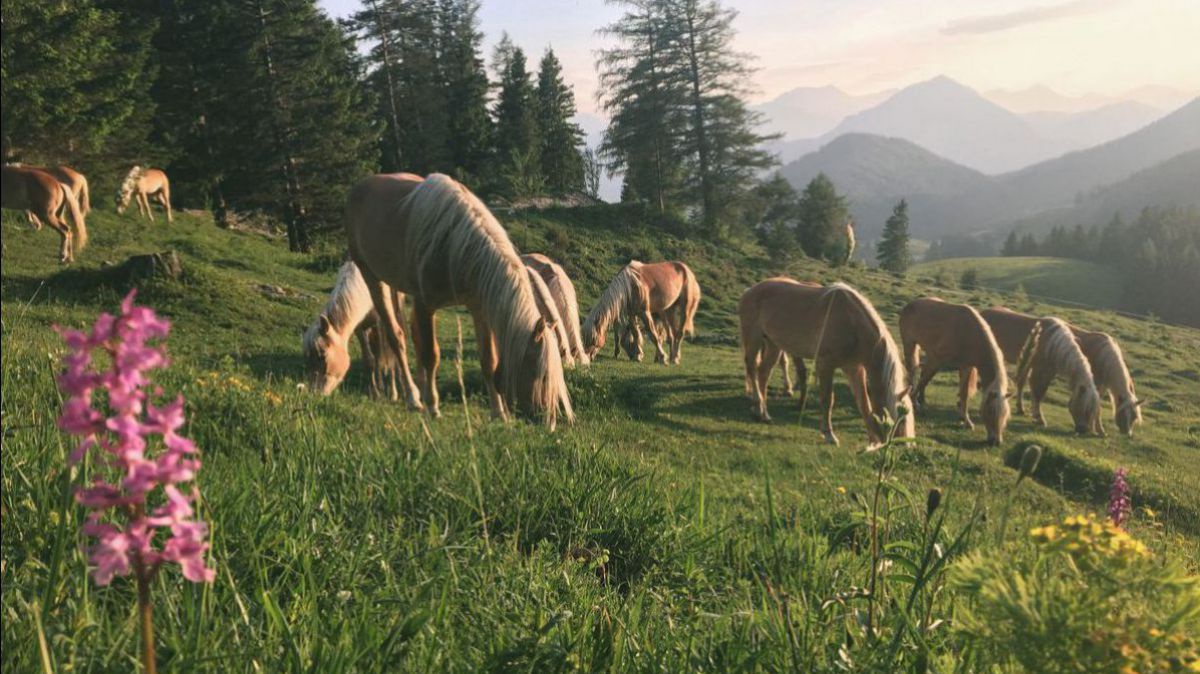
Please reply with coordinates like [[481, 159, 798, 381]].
[[320, 0, 1200, 114]]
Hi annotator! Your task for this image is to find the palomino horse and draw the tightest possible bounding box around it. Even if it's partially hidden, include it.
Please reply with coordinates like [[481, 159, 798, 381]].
[[346, 173, 572, 429], [1015, 316, 1103, 435], [1, 165, 88, 263], [739, 278, 915, 446], [982, 306, 1141, 435], [522, 253, 589, 367], [23, 165, 90, 228], [116, 167, 173, 222], [900, 298, 1010, 445], [582, 260, 701, 365], [302, 260, 407, 399]]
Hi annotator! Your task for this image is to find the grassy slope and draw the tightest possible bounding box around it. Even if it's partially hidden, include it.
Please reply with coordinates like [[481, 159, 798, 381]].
[[3, 206, 1198, 672], [913, 256, 1125, 309]]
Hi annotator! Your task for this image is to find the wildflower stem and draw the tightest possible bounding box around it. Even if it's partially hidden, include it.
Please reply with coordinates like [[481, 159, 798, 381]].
[[136, 558, 157, 674]]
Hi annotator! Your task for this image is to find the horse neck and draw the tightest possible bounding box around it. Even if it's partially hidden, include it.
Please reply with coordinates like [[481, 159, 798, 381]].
[[323, 267, 374, 345], [587, 268, 638, 339], [1092, 337, 1134, 400]]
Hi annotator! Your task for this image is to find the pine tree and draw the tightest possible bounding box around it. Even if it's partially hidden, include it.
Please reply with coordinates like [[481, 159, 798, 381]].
[[663, 0, 777, 235], [876, 199, 912, 274], [436, 0, 492, 185], [1002, 230, 1020, 257], [795, 173, 849, 262], [582, 146, 602, 200], [492, 37, 542, 197], [535, 49, 585, 195]]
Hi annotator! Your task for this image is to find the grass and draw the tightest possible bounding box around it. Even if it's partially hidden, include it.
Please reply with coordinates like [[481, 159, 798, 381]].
[[913, 256, 1125, 309], [2, 205, 1198, 672]]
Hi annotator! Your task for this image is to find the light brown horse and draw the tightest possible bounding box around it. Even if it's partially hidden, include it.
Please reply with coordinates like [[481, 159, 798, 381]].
[[582, 260, 701, 365], [346, 173, 572, 429], [982, 306, 1141, 435], [739, 278, 915, 446], [900, 298, 1010, 445], [23, 165, 90, 228], [1, 164, 88, 263], [1015, 316, 1104, 435], [116, 167, 173, 223], [522, 253, 589, 367], [302, 260, 409, 399]]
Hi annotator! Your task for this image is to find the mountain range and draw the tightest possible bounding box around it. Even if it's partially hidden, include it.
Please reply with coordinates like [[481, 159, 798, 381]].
[[778, 97, 1200, 246]]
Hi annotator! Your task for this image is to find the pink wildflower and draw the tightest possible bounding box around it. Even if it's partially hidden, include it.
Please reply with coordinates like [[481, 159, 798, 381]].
[[1107, 468, 1131, 528], [56, 290, 214, 587]]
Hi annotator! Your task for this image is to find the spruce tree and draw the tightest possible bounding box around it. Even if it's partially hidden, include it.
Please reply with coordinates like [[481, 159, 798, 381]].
[[876, 199, 912, 274], [795, 173, 849, 262], [492, 38, 542, 197], [436, 0, 492, 185], [535, 49, 585, 195]]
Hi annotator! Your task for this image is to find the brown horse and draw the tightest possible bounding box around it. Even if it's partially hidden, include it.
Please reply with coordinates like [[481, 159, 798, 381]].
[[302, 260, 411, 399], [739, 278, 915, 446], [24, 165, 90, 228], [116, 167, 173, 223], [346, 173, 572, 429], [522, 253, 589, 367], [1, 165, 88, 263], [582, 261, 701, 365], [1016, 317, 1103, 435], [900, 298, 1010, 445]]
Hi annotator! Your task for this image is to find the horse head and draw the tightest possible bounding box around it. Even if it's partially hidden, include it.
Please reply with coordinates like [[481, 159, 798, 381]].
[[1115, 395, 1144, 437], [302, 315, 350, 396], [1068, 381, 1103, 436], [981, 387, 1011, 446], [504, 316, 571, 430]]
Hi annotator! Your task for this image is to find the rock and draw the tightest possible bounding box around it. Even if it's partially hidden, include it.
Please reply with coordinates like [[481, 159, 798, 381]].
[[116, 251, 184, 284]]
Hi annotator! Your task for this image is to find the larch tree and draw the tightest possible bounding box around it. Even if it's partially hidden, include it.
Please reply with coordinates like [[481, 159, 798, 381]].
[[876, 199, 913, 274]]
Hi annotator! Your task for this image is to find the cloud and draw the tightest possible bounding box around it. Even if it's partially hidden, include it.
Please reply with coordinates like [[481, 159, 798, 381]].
[[942, 0, 1116, 36]]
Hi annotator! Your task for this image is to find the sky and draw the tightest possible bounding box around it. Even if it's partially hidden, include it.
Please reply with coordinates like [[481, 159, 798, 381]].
[[319, 0, 1200, 115]]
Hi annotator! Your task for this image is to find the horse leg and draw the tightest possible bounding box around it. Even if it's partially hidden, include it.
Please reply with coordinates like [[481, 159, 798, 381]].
[[26, 211, 43, 230], [818, 362, 839, 446], [780, 353, 795, 397], [1013, 360, 1029, 416], [411, 303, 441, 418], [641, 310, 668, 364], [364, 278, 422, 411], [912, 357, 941, 413], [792, 356, 809, 414], [44, 207, 72, 263], [847, 365, 885, 446], [665, 308, 684, 365], [1029, 366, 1053, 427], [159, 186, 173, 223], [755, 343, 783, 422], [471, 309, 509, 422], [957, 366, 977, 430], [742, 336, 769, 421], [356, 327, 381, 399]]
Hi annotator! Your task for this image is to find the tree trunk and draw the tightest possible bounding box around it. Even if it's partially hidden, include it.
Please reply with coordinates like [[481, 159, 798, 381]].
[[256, 0, 308, 251], [683, 6, 715, 234], [370, 0, 405, 171]]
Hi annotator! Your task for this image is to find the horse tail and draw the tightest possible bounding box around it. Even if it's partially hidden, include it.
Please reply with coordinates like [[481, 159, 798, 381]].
[[679, 263, 701, 337], [78, 174, 91, 216], [1015, 320, 1043, 392], [60, 181, 88, 254]]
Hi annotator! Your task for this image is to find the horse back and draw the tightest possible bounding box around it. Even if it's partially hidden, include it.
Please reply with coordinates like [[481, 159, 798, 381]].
[[981, 307, 1038, 363]]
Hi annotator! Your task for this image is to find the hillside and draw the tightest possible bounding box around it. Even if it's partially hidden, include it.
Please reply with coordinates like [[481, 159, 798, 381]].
[[913, 257, 1125, 309], [3, 206, 1198, 671]]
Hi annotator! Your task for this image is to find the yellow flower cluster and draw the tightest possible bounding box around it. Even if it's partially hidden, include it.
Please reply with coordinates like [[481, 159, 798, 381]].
[[1030, 513, 1151, 565], [195, 371, 283, 406]]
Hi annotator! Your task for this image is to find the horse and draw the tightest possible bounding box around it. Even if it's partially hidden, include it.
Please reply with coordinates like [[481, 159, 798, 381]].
[[23, 165, 90, 229], [116, 167, 173, 223], [302, 260, 410, 399], [582, 260, 701, 365], [1, 164, 88, 263], [1015, 317, 1103, 435], [739, 278, 915, 446], [346, 173, 572, 429], [1069, 325, 1143, 436], [521, 253, 589, 367], [900, 298, 1010, 445]]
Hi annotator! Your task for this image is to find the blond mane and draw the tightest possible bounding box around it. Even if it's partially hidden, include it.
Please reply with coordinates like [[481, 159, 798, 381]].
[[967, 305, 1009, 399], [583, 261, 646, 348], [1089, 332, 1140, 419], [540, 260, 589, 365], [824, 282, 915, 437], [401, 174, 572, 425], [302, 261, 374, 355], [526, 267, 575, 368], [118, 166, 144, 204]]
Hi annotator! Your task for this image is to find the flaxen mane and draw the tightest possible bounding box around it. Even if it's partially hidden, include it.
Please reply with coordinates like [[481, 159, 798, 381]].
[[118, 166, 145, 205], [1089, 333, 1140, 421], [967, 305, 1009, 416], [542, 261, 589, 365], [303, 261, 374, 357], [401, 174, 572, 425], [1019, 317, 1102, 426], [583, 261, 647, 348], [824, 282, 915, 437], [526, 267, 575, 368]]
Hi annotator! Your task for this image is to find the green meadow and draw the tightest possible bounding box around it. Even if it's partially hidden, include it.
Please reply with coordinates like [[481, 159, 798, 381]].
[[3, 206, 1198, 672], [913, 256, 1126, 310]]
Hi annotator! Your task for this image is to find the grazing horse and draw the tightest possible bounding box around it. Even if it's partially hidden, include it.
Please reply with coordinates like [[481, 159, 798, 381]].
[[346, 173, 572, 429], [1, 164, 88, 263], [739, 278, 915, 446], [116, 167, 173, 223], [1069, 325, 1143, 436], [1016, 317, 1103, 435], [582, 260, 701, 365], [522, 253, 589, 367], [24, 165, 90, 228], [302, 261, 408, 399], [900, 298, 1010, 445]]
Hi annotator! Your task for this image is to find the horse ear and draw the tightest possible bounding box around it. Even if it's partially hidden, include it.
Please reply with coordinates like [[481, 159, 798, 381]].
[[319, 315, 333, 336], [532, 317, 546, 343]]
